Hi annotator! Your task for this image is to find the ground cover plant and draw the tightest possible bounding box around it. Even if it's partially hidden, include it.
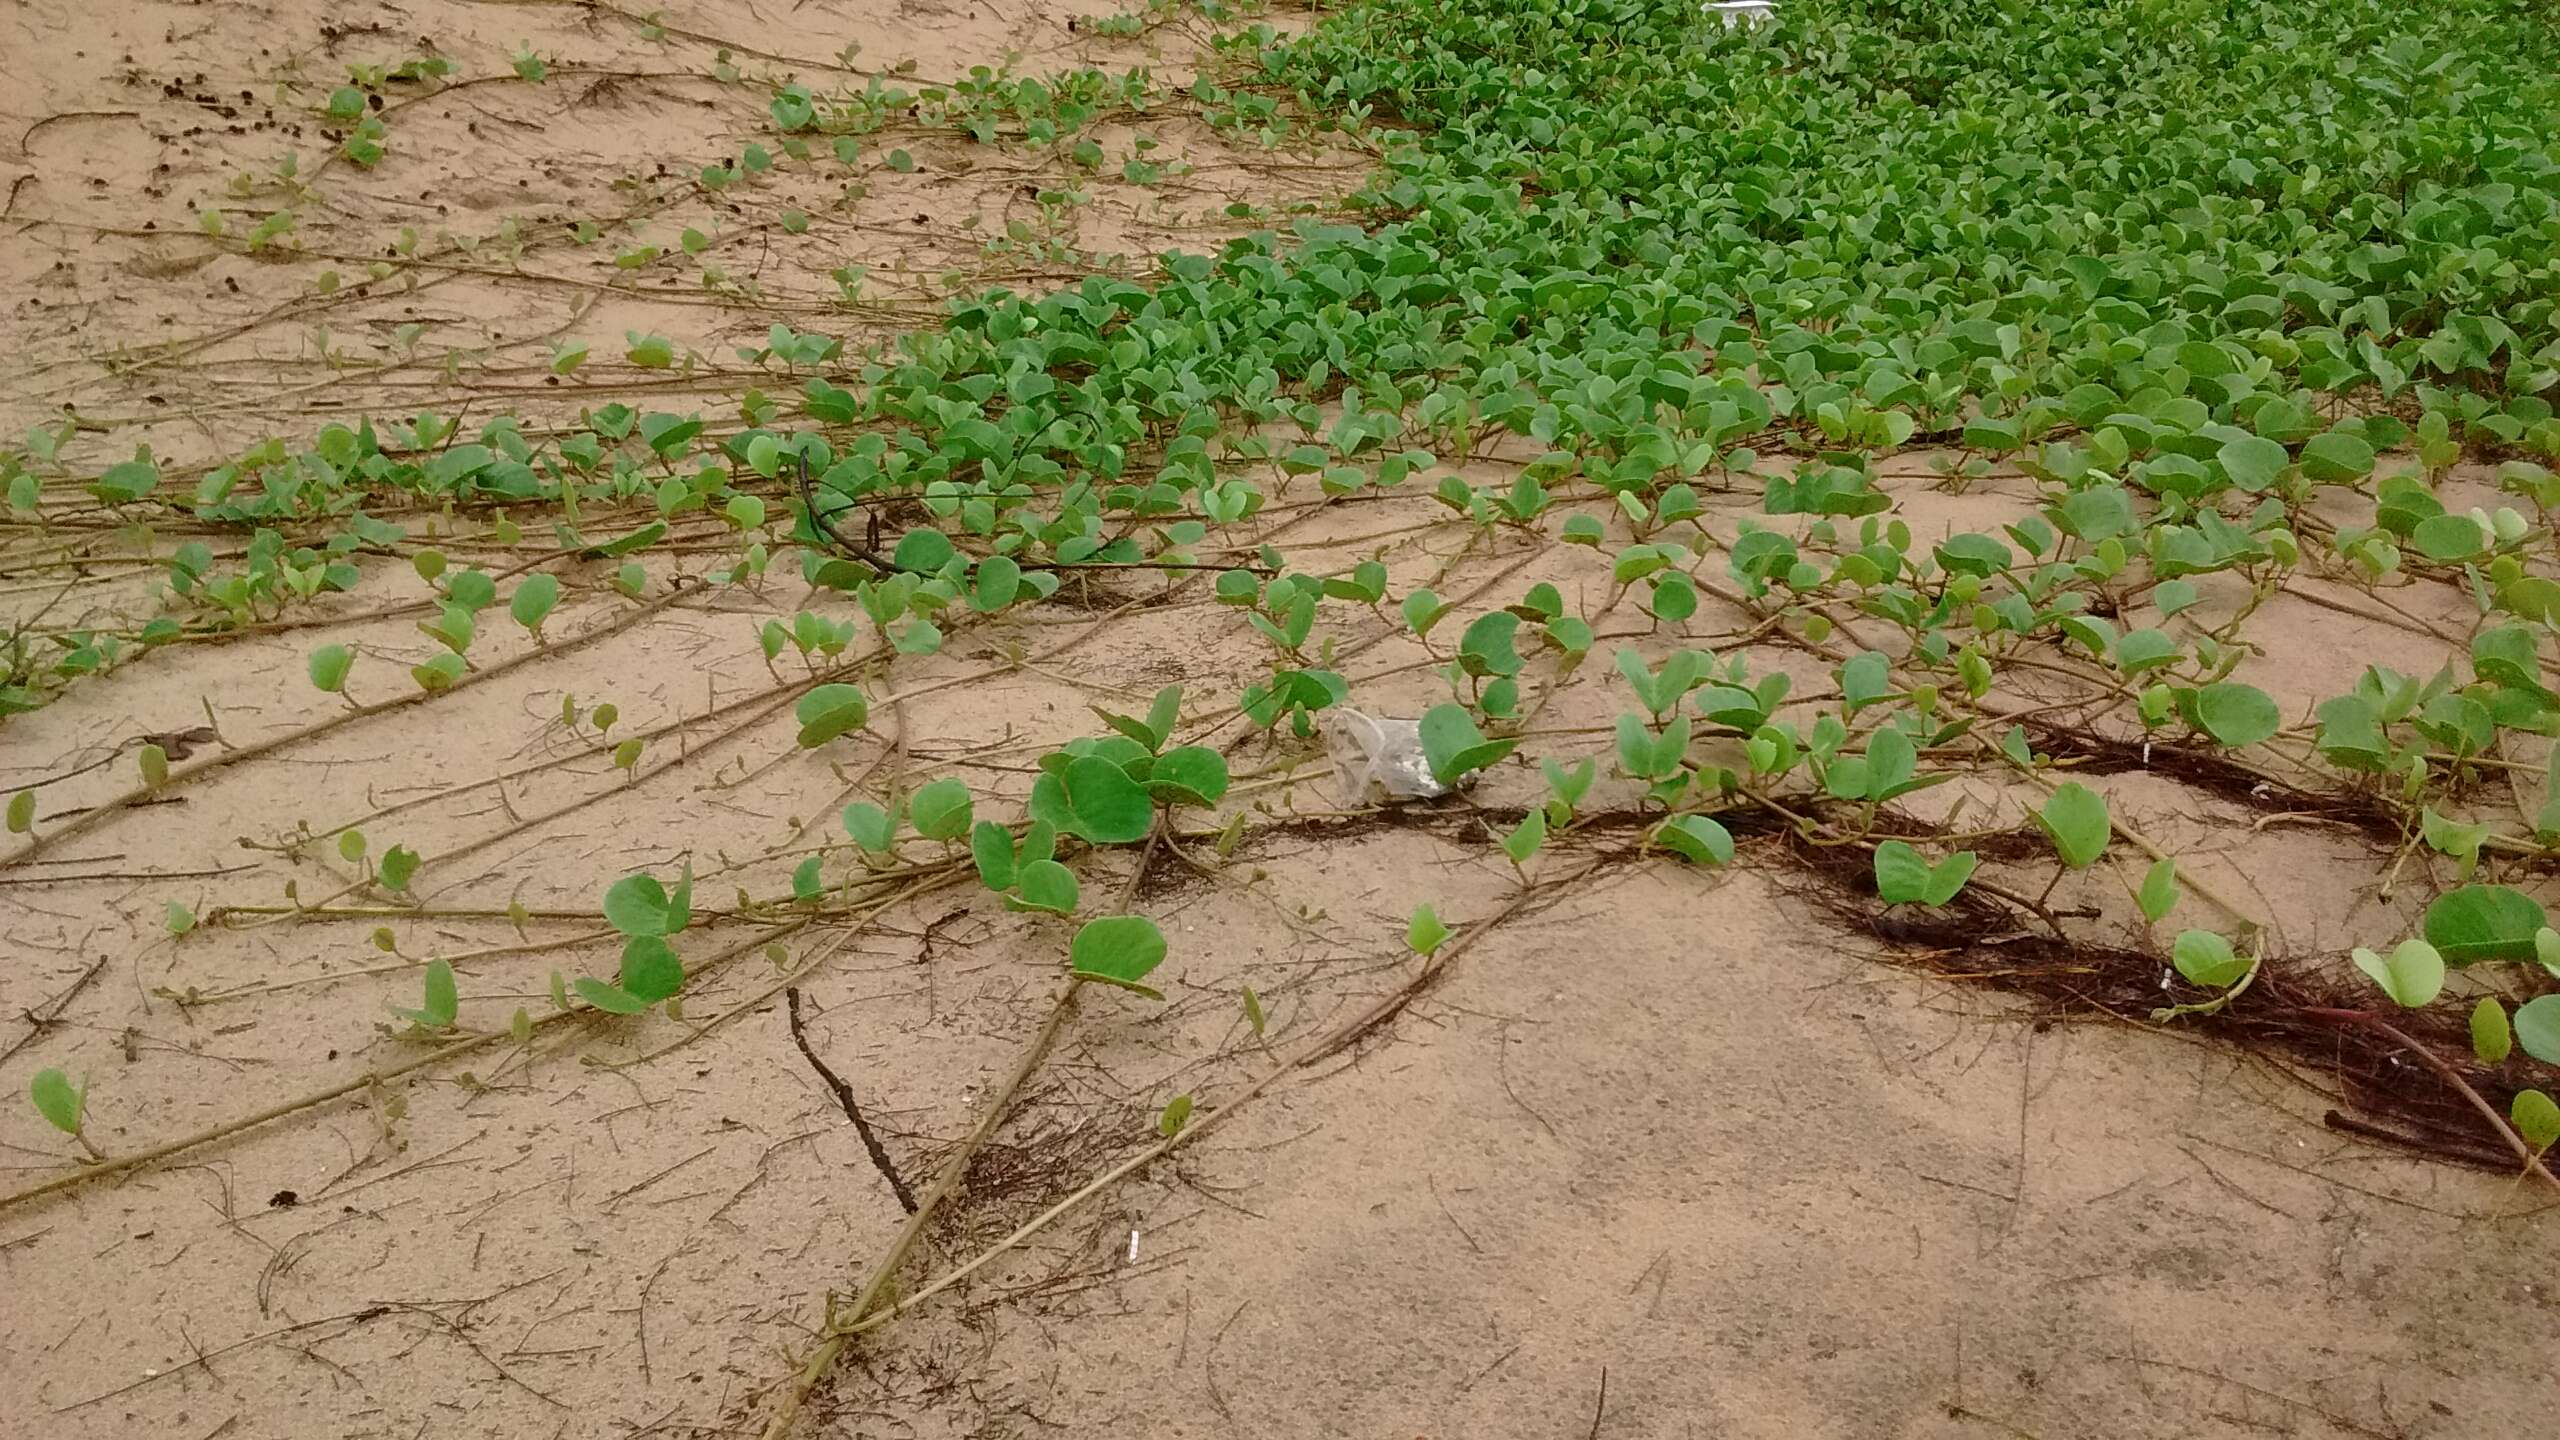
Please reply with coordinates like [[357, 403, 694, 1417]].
[[5, 0, 2560, 1433]]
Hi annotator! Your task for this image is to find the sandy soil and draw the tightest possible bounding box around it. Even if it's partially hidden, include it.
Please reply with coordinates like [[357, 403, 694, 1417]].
[[4, 3, 2558, 1439]]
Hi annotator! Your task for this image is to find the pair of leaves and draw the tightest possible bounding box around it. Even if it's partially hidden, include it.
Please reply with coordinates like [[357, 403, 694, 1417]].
[[1873, 840, 1975, 907]]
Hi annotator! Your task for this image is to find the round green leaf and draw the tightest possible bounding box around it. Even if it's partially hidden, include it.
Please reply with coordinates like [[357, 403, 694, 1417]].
[[1010, 858, 1080, 916], [1147, 745, 1230, 808], [510, 573, 560, 631], [2192, 682, 2280, 748], [2516, 995, 2560, 1066], [2299, 431, 2375, 483], [1419, 703, 1516, 786], [2171, 930, 2249, 989], [308, 643, 354, 693], [29, 1068, 81, 1135], [2512, 1090, 2560, 1151], [1061, 755, 1153, 844], [1654, 814, 1734, 866], [795, 684, 871, 747], [2218, 434, 2289, 491], [1070, 915, 1168, 998], [603, 873, 678, 936], [619, 935, 684, 1003], [2422, 885, 2547, 965], [907, 778, 975, 841]]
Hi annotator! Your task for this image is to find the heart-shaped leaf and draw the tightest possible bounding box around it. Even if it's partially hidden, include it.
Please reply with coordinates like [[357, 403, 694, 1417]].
[[2036, 783, 2111, 869], [2352, 938, 2445, 1009], [390, 958, 460, 1029]]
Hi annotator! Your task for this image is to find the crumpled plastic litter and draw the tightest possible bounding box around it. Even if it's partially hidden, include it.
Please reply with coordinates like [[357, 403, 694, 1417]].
[[1321, 708, 1459, 808]]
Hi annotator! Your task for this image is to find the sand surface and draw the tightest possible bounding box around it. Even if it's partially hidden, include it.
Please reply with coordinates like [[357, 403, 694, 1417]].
[[4, 2, 2557, 1438]]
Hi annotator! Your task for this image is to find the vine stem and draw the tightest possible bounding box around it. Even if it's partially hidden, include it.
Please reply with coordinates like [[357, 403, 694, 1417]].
[[759, 823, 1172, 1440], [757, 848, 1610, 1434], [2300, 1007, 2560, 1197], [2, 584, 692, 874], [0, 917, 810, 1214]]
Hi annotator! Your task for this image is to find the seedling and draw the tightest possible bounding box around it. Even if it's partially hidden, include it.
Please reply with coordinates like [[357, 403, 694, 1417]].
[[28, 1069, 102, 1160]]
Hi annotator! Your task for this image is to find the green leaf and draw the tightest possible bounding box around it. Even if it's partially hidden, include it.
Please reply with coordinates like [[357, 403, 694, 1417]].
[[2471, 997, 2513, 1065], [378, 845, 420, 893], [2036, 783, 2110, 869], [2351, 939, 2445, 1008], [391, 958, 460, 1029], [2422, 885, 2547, 965], [2419, 807, 2489, 877], [1157, 1094, 1193, 1138], [842, 802, 896, 853], [2171, 930, 2249, 988], [907, 778, 974, 841], [604, 873, 684, 936], [1010, 858, 1080, 916], [792, 853, 824, 901], [1654, 814, 1735, 867], [1407, 903, 1450, 956], [619, 936, 684, 1002], [2516, 995, 2560, 1065], [2218, 434, 2289, 490], [1839, 651, 1890, 713], [2513, 1091, 2560, 1151], [411, 651, 465, 692], [2412, 512, 2486, 562], [795, 683, 871, 746], [1401, 587, 1450, 636], [1457, 611, 1524, 678], [2192, 682, 2280, 747], [2136, 857, 2178, 924], [1061, 755, 1153, 844], [1501, 808, 1546, 866], [1873, 839, 1973, 905], [1418, 703, 1516, 786], [970, 820, 1016, 891], [165, 901, 196, 935], [1147, 746, 1230, 807], [2299, 431, 2376, 483], [572, 977, 650, 1014], [6, 789, 32, 834], [509, 573, 559, 633], [308, 643, 354, 693], [1069, 915, 1168, 998], [29, 1068, 82, 1135]]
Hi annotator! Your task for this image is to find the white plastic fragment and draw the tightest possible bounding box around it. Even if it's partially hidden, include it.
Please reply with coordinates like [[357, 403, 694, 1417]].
[[1321, 708, 1458, 808], [1705, 0, 1776, 27]]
